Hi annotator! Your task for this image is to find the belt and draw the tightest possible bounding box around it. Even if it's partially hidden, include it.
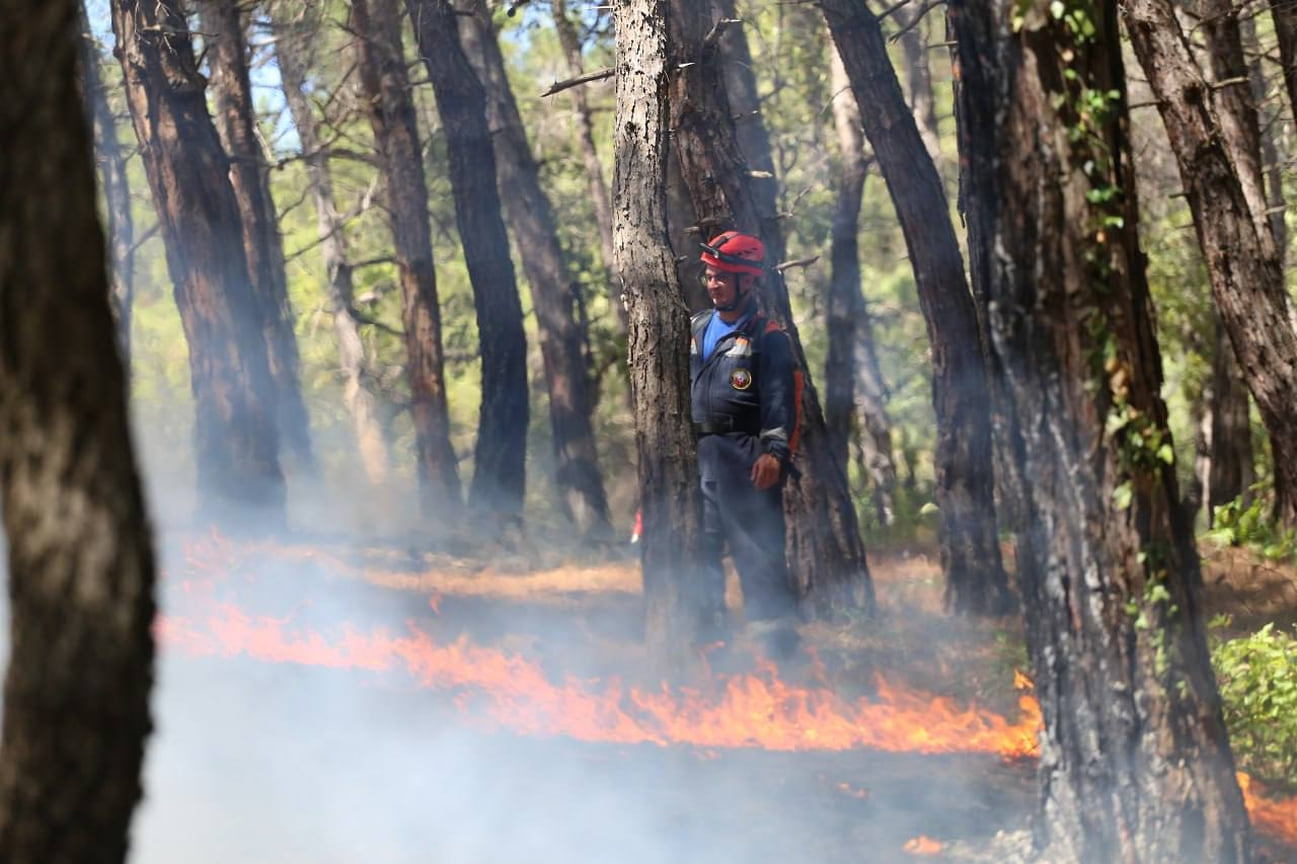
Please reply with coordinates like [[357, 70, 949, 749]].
[[693, 418, 759, 437]]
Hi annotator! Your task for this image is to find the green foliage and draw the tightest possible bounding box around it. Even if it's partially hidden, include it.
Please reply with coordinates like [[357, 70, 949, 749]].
[[1210, 619, 1297, 789], [1203, 490, 1297, 563]]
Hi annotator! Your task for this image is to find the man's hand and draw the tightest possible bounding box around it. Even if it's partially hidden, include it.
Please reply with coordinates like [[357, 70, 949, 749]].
[[750, 453, 782, 490]]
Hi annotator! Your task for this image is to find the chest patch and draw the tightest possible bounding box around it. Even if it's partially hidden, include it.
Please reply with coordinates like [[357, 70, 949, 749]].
[[730, 368, 753, 391]]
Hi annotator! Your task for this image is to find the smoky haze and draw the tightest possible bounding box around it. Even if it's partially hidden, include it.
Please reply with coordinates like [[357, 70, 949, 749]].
[[116, 502, 1034, 864]]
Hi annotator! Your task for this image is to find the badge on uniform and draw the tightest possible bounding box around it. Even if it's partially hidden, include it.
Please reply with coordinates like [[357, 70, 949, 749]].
[[730, 368, 752, 390]]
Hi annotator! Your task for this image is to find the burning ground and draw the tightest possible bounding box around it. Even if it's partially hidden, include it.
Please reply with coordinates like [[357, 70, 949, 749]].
[[132, 532, 1297, 863]]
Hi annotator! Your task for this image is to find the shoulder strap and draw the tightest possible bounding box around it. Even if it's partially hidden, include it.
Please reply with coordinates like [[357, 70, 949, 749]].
[[759, 318, 804, 456]]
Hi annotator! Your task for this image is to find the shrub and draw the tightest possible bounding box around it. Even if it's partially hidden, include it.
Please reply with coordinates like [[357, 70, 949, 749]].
[[1210, 619, 1297, 790]]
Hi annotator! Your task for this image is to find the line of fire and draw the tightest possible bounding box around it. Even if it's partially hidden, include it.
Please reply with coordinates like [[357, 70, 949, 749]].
[[2, 1, 1296, 863]]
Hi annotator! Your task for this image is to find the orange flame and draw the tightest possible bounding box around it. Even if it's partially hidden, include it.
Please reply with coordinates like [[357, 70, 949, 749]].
[[1238, 773, 1297, 843], [156, 607, 1041, 756], [902, 835, 943, 855]]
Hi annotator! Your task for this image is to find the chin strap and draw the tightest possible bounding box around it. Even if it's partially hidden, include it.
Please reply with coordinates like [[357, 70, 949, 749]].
[[714, 279, 750, 313]]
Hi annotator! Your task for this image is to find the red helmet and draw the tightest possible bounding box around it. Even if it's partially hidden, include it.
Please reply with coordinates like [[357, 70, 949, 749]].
[[700, 231, 765, 276]]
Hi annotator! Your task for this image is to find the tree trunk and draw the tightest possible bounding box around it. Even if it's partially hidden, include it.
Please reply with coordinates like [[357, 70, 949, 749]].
[[0, 4, 156, 859], [893, 4, 946, 176], [668, 0, 875, 616], [1207, 317, 1255, 519], [552, 0, 625, 334], [950, 0, 1253, 858], [1242, 12, 1288, 258], [406, 0, 530, 525], [1123, 0, 1297, 527], [199, 0, 314, 474], [611, 0, 708, 657], [352, 0, 462, 515], [76, 1, 135, 368], [1271, 0, 1297, 127], [826, 45, 897, 527], [272, 0, 390, 487], [821, 0, 1010, 615], [111, 0, 285, 523], [458, 0, 612, 542]]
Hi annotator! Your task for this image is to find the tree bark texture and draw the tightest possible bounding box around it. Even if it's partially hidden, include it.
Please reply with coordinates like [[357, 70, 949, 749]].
[[273, 0, 390, 487], [76, 3, 134, 368], [199, 0, 315, 474], [459, 0, 613, 541], [111, 0, 285, 523], [552, 0, 626, 334], [352, 0, 462, 514], [894, 4, 946, 177], [1207, 317, 1254, 519], [1242, 12, 1288, 257], [668, 0, 875, 617], [1271, 0, 1297, 130], [0, 3, 156, 860], [950, 0, 1253, 859], [821, 0, 1010, 615], [826, 46, 897, 528], [611, 0, 709, 656], [1123, 0, 1297, 527], [407, 0, 530, 524]]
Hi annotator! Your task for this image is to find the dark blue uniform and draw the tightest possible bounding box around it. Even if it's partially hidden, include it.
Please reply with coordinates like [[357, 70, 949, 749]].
[[690, 307, 799, 624]]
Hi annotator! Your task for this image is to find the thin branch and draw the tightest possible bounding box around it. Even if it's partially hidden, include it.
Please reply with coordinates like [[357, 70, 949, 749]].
[[703, 18, 742, 51], [876, 0, 914, 21], [888, 0, 945, 43], [775, 256, 820, 272], [540, 67, 614, 97]]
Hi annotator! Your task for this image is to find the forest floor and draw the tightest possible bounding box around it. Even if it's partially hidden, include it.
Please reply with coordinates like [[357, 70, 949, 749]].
[[144, 530, 1297, 864]]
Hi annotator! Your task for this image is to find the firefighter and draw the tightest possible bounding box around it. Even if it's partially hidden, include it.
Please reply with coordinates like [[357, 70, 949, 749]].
[[691, 231, 801, 658]]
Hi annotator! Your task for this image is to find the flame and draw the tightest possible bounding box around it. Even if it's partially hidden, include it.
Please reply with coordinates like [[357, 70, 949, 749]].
[[156, 606, 1041, 756], [1238, 773, 1297, 843], [902, 835, 943, 855]]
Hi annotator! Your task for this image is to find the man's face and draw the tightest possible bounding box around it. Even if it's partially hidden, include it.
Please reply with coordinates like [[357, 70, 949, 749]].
[[704, 267, 741, 309]]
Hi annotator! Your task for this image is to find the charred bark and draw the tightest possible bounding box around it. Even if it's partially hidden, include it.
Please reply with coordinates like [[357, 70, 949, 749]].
[[821, 0, 1010, 615], [111, 0, 285, 523], [1123, 0, 1297, 527], [826, 46, 897, 527], [272, 0, 390, 486], [611, 0, 708, 656], [668, 0, 875, 617], [950, 0, 1253, 859], [0, 3, 156, 860], [76, 2, 135, 368], [552, 0, 625, 334], [406, 0, 530, 525], [458, 0, 612, 542], [199, 0, 314, 474], [352, 0, 462, 514]]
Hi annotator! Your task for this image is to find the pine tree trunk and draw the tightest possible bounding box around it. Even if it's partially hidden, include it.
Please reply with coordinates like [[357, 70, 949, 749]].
[[611, 0, 708, 657], [1242, 13, 1288, 258], [76, 2, 134, 368], [821, 0, 1009, 615], [1271, 0, 1297, 127], [0, 4, 156, 859], [1123, 0, 1297, 527], [458, 0, 612, 541], [894, 4, 946, 176], [273, 0, 390, 486], [826, 45, 897, 527], [111, 0, 285, 523], [950, 0, 1253, 858], [668, 0, 875, 616], [1207, 318, 1254, 519], [199, 0, 314, 475], [406, 0, 530, 525], [552, 0, 625, 334], [352, 0, 462, 514]]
